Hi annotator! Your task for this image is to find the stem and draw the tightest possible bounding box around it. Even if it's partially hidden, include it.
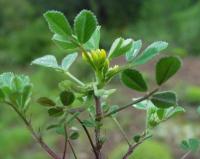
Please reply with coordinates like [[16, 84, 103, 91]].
[[104, 88, 159, 118], [68, 140, 78, 159], [75, 117, 98, 158], [62, 124, 68, 159], [94, 95, 103, 159], [65, 72, 85, 86], [112, 117, 131, 146], [6, 102, 61, 159], [122, 135, 152, 159], [180, 151, 191, 159]]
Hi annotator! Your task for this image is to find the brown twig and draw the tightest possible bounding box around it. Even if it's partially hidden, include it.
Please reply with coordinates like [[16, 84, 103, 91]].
[[5, 101, 61, 159], [68, 140, 78, 159], [122, 135, 152, 159], [75, 116, 98, 158], [104, 88, 159, 118], [62, 124, 68, 159]]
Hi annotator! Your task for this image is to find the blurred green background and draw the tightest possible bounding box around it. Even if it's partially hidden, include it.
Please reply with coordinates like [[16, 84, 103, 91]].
[[0, 0, 200, 158]]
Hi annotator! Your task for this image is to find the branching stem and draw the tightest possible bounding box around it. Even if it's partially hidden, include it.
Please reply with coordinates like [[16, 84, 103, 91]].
[[104, 88, 159, 118], [5, 101, 61, 159]]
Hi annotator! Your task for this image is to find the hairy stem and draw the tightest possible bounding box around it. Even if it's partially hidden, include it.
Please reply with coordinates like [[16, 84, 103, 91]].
[[112, 117, 131, 146], [94, 95, 103, 159], [68, 140, 78, 159], [65, 72, 85, 86], [62, 124, 68, 159], [6, 102, 61, 159], [122, 135, 152, 159], [75, 116, 98, 158], [104, 88, 159, 118]]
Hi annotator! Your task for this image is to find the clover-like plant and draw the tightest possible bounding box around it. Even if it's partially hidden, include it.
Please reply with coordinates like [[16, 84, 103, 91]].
[[0, 10, 185, 159]]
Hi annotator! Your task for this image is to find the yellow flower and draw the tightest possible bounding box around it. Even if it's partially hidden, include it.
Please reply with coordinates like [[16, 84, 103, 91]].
[[82, 49, 108, 71]]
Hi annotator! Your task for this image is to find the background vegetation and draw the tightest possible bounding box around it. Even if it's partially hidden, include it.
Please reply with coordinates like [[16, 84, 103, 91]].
[[0, 0, 200, 158]]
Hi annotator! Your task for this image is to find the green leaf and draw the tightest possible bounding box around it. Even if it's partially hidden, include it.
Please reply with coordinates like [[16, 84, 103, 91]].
[[156, 109, 165, 120], [189, 138, 200, 152], [134, 41, 168, 65], [48, 107, 64, 117], [133, 134, 141, 143], [108, 38, 133, 59], [46, 124, 59, 130], [121, 69, 148, 92], [52, 34, 78, 52], [125, 40, 142, 62], [132, 100, 154, 110], [84, 26, 101, 50], [0, 89, 5, 101], [31, 55, 59, 69], [82, 119, 96, 127], [60, 91, 75, 106], [44, 10, 72, 36], [0, 72, 14, 89], [74, 10, 97, 43], [37, 97, 56, 107], [165, 106, 185, 118], [181, 140, 190, 150], [151, 91, 177, 108], [69, 128, 79, 140], [61, 53, 78, 71], [181, 138, 200, 152], [156, 56, 181, 85], [22, 85, 32, 107]]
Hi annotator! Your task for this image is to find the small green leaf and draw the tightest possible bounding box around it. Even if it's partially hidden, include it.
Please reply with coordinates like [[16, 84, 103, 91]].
[[189, 138, 200, 152], [109, 38, 133, 59], [125, 40, 142, 62], [156, 56, 181, 85], [60, 91, 75, 106], [134, 41, 168, 65], [74, 10, 97, 43], [84, 26, 101, 50], [0, 90, 4, 102], [121, 69, 148, 92], [46, 124, 59, 130], [165, 106, 185, 118], [66, 112, 80, 125], [22, 85, 32, 107], [132, 100, 154, 110], [37, 97, 56, 107], [181, 138, 200, 152], [69, 129, 79, 140], [44, 10, 72, 36], [181, 140, 190, 150], [61, 53, 78, 71], [157, 109, 165, 120], [48, 107, 64, 117], [151, 91, 177, 108], [31, 55, 59, 69], [133, 134, 141, 143], [82, 119, 96, 127], [52, 34, 78, 52]]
